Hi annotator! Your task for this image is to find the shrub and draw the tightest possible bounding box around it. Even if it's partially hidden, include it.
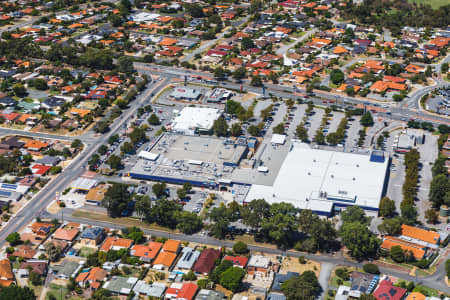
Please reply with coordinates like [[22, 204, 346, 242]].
[[363, 263, 380, 274]]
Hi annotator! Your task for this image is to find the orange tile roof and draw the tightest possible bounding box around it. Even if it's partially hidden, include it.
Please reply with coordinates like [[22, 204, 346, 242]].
[[0, 259, 13, 280], [406, 292, 426, 300], [401, 224, 440, 245], [0, 279, 14, 287], [381, 236, 426, 259], [163, 240, 180, 253], [314, 5, 329, 10], [131, 242, 162, 260], [311, 38, 332, 45], [429, 37, 450, 48], [110, 32, 124, 39], [348, 72, 364, 79], [68, 23, 84, 29], [364, 60, 385, 70], [333, 46, 348, 54], [153, 251, 177, 267], [24, 140, 49, 150], [159, 37, 178, 46], [157, 16, 174, 23], [100, 237, 133, 252], [69, 108, 91, 117], [53, 227, 79, 241], [337, 84, 360, 92], [405, 64, 424, 73]]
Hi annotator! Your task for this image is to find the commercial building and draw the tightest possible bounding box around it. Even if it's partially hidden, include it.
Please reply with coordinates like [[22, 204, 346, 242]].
[[245, 142, 389, 216], [170, 107, 222, 135], [170, 87, 202, 101], [128, 134, 248, 188], [206, 88, 233, 103]]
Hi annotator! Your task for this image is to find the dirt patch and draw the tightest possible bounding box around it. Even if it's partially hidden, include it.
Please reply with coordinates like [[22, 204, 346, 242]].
[[279, 256, 321, 277], [47, 201, 62, 214]]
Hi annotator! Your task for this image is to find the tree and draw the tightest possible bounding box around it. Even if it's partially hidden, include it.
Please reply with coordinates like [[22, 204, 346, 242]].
[[340, 222, 380, 260], [183, 270, 197, 281], [250, 75, 262, 87], [296, 124, 308, 141], [441, 63, 449, 74], [32, 78, 48, 90], [210, 260, 233, 283], [183, 182, 192, 193], [232, 67, 247, 81], [175, 211, 203, 234], [108, 155, 122, 170], [330, 69, 345, 85], [148, 113, 160, 125], [13, 83, 26, 97], [360, 112, 374, 127], [378, 218, 402, 235], [28, 271, 42, 286], [6, 232, 21, 246], [220, 267, 245, 292], [152, 182, 167, 198], [214, 67, 226, 81], [241, 37, 255, 51], [230, 123, 243, 136], [122, 227, 145, 244], [118, 57, 134, 74], [102, 183, 131, 218], [0, 285, 36, 300], [315, 131, 325, 145], [121, 142, 133, 154], [71, 139, 82, 149], [425, 209, 439, 224], [281, 271, 321, 300], [379, 196, 396, 218], [44, 242, 62, 262], [177, 188, 187, 200], [213, 116, 228, 137], [94, 121, 110, 133], [429, 174, 450, 207], [326, 132, 339, 145], [247, 125, 261, 136], [363, 263, 380, 274], [233, 241, 249, 254], [341, 206, 368, 225], [390, 245, 405, 262], [272, 123, 285, 134]]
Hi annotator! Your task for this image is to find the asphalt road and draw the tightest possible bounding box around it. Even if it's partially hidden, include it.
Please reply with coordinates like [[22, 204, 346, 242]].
[[47, 209, 450, 294], [134, 62, 450, 126], [0, 77, 171, 249]]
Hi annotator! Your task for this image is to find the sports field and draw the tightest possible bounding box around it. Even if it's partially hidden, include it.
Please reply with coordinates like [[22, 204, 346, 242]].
[[408, 0, 449, 9]]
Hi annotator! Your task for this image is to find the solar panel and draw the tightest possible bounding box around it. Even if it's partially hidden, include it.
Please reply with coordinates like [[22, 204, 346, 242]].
[[1, 183, 17, 190], [0, 190, 11, 197]]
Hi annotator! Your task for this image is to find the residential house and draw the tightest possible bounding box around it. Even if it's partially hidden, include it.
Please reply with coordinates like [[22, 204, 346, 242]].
[[133, 281, 167, 298], [272, 272, 299, 292], [175, 247, 200, 271], [373, 280, 406, 300], [52, 227, 80, 242], [75, 266, 108, 289], [350, 271, 379, 296], [166, 282, 198, 300], [79, 227, 106, 248], [18, 260, 48, 278], [223, 256, 248, 268], [195, 289, 226, 300], [13, 245, 37, 259], [100, 237, 134, 252], [193, 248, 220, 275], [0, 259, 14, 286], [53, 260, 84, 280], [103, 276, 138, 296], [130, 242, 162, 263]]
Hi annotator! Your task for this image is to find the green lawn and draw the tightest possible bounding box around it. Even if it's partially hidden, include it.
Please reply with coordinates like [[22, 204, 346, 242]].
[[79, 246, 96, 257], [46, 284, 69, 300], [408, 0, 449, 8]]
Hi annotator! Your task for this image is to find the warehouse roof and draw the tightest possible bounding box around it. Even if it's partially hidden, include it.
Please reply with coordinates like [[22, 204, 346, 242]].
[[171, 107, 222, 135], [246, 142, 388, 213]]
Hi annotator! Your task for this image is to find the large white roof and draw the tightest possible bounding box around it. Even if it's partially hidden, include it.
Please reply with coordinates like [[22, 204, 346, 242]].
[[171, 107, 222, 135], [246, 142, 388, 213]]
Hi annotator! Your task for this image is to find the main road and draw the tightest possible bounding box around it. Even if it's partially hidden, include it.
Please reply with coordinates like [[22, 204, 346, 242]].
[[134, 62, 450, 125], [0, 76, 171, 249], [42, 208, 450, 294]]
